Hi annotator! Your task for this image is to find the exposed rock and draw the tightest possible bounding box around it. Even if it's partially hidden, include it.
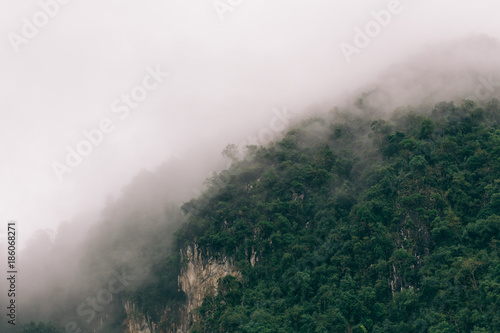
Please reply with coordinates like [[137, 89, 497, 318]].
[[178, 243, 240, 330], [123, 301, 154, 333], [123, 243, 240, 332]]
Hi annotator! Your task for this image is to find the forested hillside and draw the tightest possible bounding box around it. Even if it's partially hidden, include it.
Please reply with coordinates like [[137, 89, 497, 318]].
[[175, 99, 500, 332], [18, 98, 499, 333]]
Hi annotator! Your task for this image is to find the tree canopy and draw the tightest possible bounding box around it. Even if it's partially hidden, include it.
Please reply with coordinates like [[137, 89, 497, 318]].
[[175, 99, 500, 332]]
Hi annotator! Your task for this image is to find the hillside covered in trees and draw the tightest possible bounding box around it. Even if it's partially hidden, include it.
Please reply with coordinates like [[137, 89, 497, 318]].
[[17, 98, 499, 333], [174, 99, 500, 332]]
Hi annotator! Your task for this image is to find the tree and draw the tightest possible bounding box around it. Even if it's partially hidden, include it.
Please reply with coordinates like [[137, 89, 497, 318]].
[[222, 143, 239, 162]]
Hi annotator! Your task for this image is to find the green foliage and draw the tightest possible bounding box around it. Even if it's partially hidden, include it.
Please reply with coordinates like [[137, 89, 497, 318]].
[[175, 99, 499, 332]]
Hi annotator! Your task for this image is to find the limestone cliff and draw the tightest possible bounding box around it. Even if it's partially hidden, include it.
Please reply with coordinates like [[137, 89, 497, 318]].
[[123, 301, 154, 333], [123, 243, 240, 332], [178, 243, 241, 330]]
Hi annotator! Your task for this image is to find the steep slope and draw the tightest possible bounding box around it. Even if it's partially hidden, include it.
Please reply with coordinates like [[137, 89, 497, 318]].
[[15, 98, 499, 333], [173, 99, 499, 332]]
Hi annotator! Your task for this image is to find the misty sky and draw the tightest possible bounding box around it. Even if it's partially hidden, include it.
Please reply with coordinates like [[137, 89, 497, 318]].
[[1, 0, 499, 246]]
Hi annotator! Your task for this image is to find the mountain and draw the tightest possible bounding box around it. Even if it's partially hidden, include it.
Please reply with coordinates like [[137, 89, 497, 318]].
[[170, 98, 499, 333], [14, 97, 499, 333]]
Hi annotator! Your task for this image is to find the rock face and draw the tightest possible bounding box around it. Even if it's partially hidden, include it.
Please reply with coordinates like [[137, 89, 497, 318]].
[[178, 243, 240, 330], [123, 301, 154, 333], [123, 243, 240, 333]]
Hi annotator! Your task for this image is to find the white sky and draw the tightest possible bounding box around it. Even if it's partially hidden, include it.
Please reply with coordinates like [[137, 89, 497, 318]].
[[0, 0, 499, 246]]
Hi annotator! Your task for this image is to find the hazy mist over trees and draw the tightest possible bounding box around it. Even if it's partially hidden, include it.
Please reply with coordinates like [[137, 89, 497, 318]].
[[0, 1, 499, 332]]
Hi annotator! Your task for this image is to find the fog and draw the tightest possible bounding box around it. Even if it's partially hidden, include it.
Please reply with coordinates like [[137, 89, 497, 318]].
[[0, 0, 500, 330], [0, 0, 498, 245]]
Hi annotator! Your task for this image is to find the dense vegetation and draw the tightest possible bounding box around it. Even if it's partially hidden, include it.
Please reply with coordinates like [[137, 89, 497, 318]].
[[176, 99, 500, 332], [17, 98, 499, 332]]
